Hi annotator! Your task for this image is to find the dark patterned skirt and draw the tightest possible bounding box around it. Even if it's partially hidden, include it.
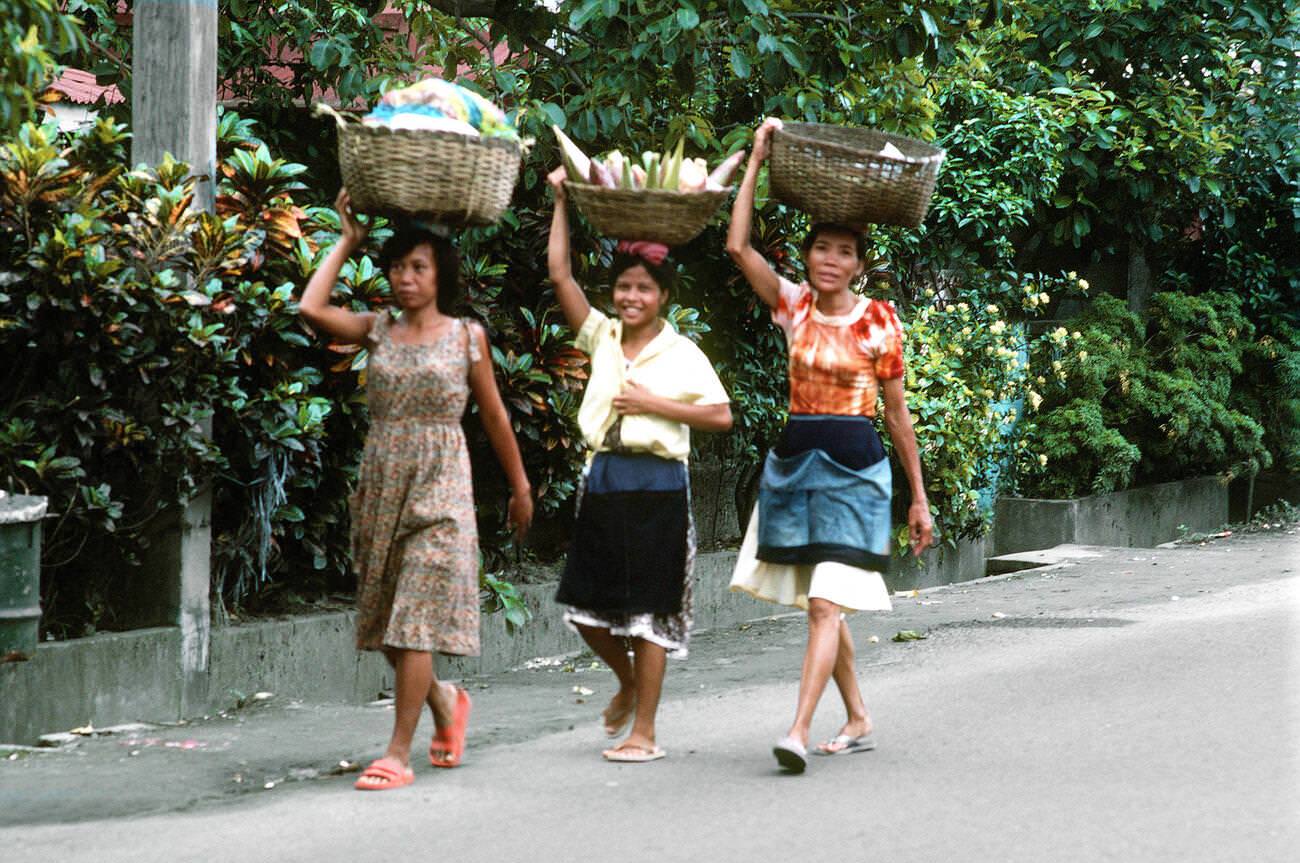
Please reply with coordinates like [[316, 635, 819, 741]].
[[556, 452, 696, 656]]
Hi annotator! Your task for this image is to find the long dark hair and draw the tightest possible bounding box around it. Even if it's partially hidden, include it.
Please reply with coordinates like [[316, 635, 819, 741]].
[[609, 251, 675, 295], [378, 223, 461, 314]]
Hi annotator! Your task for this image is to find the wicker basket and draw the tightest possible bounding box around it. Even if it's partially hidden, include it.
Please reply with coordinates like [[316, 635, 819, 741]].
[[564, 182, 732, 246], [769, 123, 945, 229], [320, 105, 522, 226]]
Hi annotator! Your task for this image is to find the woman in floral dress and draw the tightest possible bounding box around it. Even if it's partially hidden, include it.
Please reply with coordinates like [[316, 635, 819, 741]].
[[300, 189, 532, 790], [726, 118, 934, 773]]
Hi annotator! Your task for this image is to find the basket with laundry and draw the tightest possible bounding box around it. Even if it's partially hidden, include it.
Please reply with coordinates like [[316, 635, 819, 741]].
[[317, 78, 523, 226]]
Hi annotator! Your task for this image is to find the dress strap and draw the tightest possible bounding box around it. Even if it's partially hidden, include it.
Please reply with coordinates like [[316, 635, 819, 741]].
[[365, 309, 394, 351]]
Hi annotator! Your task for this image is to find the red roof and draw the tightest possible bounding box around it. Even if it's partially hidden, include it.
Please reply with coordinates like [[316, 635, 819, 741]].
[[48, 68, 125, 106]]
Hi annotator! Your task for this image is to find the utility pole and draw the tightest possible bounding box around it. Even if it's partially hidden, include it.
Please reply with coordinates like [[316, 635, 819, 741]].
[[128, 1, 218, 713]]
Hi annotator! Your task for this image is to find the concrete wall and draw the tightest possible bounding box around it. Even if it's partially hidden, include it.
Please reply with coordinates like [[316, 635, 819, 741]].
[[206, 614, 391, 707], [994, 476, 1229, 556], [890, 535, 989, 592], [0, 628, 182, 746], [0, 550, 773, 745]]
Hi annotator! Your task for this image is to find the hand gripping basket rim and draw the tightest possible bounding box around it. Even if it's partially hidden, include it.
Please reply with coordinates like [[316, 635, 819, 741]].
[[318, 104, 523, 227], [770, 122, 946, 229], [563, 182, 733, 247]]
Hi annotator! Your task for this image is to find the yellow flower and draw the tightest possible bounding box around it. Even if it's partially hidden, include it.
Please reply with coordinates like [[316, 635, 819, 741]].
[[1067, 271, 1078, 280], [1038, 291, 1051, 305], [1028, 390, 1043, 410], [986, 304, 999, 314], [1052, 359, 1063, 372], [1078, 350, 1089, 361], [1038, 453, 1049, 467], [1036, 375, 1046, 385], [1078, 278, 1090, 291], [990, 320, 1007, 335], [1072, 330, 1082, 340]]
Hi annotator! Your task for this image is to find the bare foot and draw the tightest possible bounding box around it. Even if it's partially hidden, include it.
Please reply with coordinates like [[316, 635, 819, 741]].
[[816, 715, 874, 754], [429, 680, 458, 729], [601, 689, 636, 738]]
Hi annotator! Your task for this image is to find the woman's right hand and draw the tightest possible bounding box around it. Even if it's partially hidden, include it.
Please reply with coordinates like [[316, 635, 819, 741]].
[[547, 165, 568, 198], [335, 188, 369, 250], [751, 117, 784, 164]]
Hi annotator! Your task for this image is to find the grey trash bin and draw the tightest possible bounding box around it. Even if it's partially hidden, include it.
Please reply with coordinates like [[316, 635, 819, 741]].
[[0, 492, 47, 662]]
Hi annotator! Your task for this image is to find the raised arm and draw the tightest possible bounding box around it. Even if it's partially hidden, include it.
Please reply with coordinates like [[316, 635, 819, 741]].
[[546, 167, 592, 333], [298, 189, 376, 345], [724, 118, 784, 310], [881, 377, 933, 557]]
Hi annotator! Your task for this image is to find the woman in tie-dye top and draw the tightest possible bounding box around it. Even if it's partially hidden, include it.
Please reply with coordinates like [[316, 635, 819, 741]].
[[726, 118, 934, 774]]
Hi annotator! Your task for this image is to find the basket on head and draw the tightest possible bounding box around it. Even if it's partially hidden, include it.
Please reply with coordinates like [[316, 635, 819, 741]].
[[321, 105, 522, 227], [769, 123, 945, 229], [563, 183, 732, 246]]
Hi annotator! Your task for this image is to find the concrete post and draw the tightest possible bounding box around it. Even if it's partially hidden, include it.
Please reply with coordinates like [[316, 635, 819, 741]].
[[131, 1, 218, 213], [129, 1, 218, 713]]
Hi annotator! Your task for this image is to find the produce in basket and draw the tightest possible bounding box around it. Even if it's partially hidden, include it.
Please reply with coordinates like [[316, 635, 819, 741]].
[[362, 78, 519, 141], [553, 126, 744, 193]]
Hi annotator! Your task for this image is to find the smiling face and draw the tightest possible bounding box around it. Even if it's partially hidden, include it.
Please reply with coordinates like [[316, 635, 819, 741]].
[[804, 226, 865, 295], [611, 262, 667, 329], [387, 243, 438, 311]]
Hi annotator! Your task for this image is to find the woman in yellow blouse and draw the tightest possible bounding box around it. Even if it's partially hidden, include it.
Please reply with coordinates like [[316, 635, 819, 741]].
[[547, 166, 732, 763]]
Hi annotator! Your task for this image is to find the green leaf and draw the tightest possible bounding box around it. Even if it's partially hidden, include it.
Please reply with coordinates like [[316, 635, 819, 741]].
[[677, 7, 700, 29], [538, 101, 567, 129], [731, 48, 751, 79], [570, 0, 603, 28]]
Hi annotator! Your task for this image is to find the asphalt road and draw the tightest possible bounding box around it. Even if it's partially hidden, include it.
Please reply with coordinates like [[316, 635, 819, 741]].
[[4, 532, 1298, 862]]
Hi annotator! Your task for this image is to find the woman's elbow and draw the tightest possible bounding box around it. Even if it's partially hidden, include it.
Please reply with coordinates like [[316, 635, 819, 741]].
[[724, 238, 746, 261], [712, 405, 734, 432], [298, 302, 324, 328]]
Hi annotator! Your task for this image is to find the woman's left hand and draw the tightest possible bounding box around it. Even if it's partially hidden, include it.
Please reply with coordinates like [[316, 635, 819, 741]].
[[612, 381, 660, 416], [508, 486, 533, 540], [908, 500, 934, 557]]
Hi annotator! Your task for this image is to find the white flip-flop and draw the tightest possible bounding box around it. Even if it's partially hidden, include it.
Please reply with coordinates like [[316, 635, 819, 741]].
[[602, 744, 666, 763], [772, 735, 808, 773], [814, 732, 876, 756]]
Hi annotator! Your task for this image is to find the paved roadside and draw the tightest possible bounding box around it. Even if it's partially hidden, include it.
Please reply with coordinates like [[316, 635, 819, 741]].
[[2, 527, 1296, 830]]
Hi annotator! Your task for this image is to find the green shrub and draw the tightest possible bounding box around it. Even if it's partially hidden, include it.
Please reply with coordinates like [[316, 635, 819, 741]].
[[1017, 292, 1269, 499]]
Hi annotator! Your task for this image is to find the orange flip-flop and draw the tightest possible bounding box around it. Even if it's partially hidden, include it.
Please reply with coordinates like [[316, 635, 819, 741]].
[[429, 688, 472, 768], [354, 757, 414, 791]]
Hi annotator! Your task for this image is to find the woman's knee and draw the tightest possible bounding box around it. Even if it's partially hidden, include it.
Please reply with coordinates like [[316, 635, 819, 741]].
[[807, 598, 842, 627]]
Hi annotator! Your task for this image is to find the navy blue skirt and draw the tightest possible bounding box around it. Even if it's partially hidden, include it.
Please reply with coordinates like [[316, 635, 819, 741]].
[[556, 452, 691, 615]]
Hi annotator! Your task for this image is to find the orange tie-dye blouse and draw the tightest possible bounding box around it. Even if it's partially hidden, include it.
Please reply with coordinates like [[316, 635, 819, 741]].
[[772, 277, 906, 418]]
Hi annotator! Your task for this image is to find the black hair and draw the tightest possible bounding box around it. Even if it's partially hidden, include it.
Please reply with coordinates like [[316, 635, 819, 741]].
[[801, 222, 868, 261], [378, 223, 461, 314], [609, 252, 676, 295]]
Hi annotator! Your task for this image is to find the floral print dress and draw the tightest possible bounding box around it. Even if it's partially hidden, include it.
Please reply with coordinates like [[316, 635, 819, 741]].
[[351, 311, 482, 656]]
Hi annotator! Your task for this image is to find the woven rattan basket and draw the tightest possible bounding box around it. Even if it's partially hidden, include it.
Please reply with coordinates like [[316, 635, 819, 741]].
[[320, 105, 522, 226], [770, 123, 945, 229], [564, 182, 732, 246]]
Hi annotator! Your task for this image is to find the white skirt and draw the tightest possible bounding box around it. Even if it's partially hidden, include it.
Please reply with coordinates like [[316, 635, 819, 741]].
[[729, 509, 893, 612]]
